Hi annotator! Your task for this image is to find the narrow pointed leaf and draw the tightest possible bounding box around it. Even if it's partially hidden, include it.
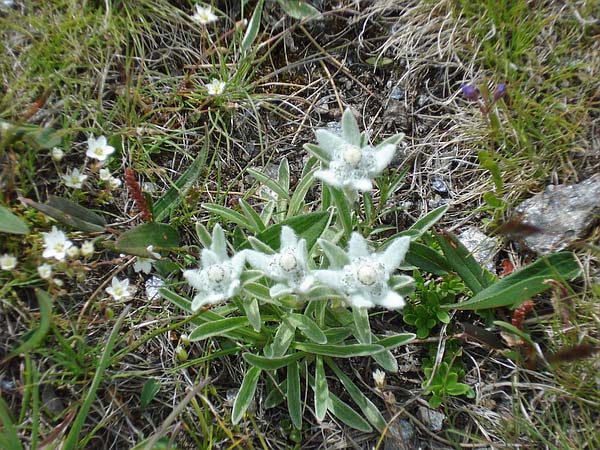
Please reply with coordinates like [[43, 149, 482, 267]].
[[293, 342, 383, 357], [436, 230, 492, 293], [243, 352, 305, 370], [10, 289, 52, 357], [314, 356, 329, 421], [189, 317, 249, 341], [409, 204, 449, 237], [115, 223, 179, 257], [327, 359, 386, 431], [287, 361, 302, 429], [153, 148, 206, 221], [0, 206, 29, 234], [232, 366, 261, 424], [328, 396, 372, 432], [443, 252, 581, 310], [286, 313, 327, 344], [243, 297, 261, 332], [352, 307, 372, 344], [23, 196, 105, 232]]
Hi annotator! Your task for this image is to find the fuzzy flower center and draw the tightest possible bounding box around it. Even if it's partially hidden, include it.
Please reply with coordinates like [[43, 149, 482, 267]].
[[207, 264, 226, 283], [342, 145, 363, 167], [357, 264, 378, 286], [278, 250, 298, 272]]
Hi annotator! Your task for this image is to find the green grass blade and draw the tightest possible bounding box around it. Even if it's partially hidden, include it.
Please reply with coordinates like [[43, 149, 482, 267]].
[[241, 0, 264, 55], [232, 366, 262, 424], [153, 148, 207, 222], [10, 288, 52, 358], [0, 397, 23, 450], [287, 361, 302, 429], [63, 305, 130, 450]]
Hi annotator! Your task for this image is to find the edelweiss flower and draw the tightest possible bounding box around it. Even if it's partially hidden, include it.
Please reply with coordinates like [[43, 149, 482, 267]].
[[86, 135, 115, 162], [183, 224, 246, 311], [206, 78, 226, 96], [315, 233, 411, 310], [106, 277, 134, 301], [307, 109, 400, 199], [62, 168, 88, 189], [42, 226, 73, 261], [246, 226, 315, 298], [0, 254, 17, 270], [191, 4, 218, 25]]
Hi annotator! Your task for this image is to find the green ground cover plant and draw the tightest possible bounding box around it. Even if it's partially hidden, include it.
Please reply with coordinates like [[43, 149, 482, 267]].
[[1, 1, 598, 449]]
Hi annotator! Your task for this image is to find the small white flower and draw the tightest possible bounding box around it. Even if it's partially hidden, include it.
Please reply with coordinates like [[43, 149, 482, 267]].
[[51, 147, 64, 162], [373, 369, 386, 388], [52, 278, 64, 287], [315, 233, 411, 310], [108, 176, 122, 189], [183, 224, 246, 311], [99, 168, 112, 181], [61, 168, 88, 189], [37, 263, 53, 279], [206, 78, 226, 96], [133, 257, 154, 274], [106, 277, 134, 301], [86, 135, 115, 162], [0, 254, 17, 270], [66, 246, 80, 259], [191, 4, 218, 24], [81, 241, 94, 257], [145, 275, 164, 301], [42, 226, 74, 261], [246, 226, 314, 297]]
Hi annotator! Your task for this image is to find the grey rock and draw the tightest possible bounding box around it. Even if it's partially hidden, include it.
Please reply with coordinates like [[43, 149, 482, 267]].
[[515, 174, 600, 254], [431, 176, 448, 194], [457, 227, 500, 273], [417, 406, 445, 432], [384, 419, 417, 450]]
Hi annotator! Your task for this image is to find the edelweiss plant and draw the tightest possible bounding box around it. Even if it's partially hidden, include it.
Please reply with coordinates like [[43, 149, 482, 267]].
[[316, 233, 412, 309], [183, 224, 246, 311], [245, 226, 315, 298], [304, 108, 404, 202]]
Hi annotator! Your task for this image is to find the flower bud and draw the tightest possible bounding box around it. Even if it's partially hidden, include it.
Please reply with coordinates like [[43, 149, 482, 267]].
[[461, 83, 479, 101], [493, 83, 507, 102]]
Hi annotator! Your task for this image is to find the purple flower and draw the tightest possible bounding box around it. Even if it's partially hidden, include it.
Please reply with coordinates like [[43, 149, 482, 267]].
[[461, 83, 480, 101], [493, 83, 507, 102]]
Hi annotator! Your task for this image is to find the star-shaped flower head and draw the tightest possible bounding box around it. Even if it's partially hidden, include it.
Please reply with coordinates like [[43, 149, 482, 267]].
[[191, 4, 218, 25], [183, 224, 246, 311], [304, 109, 403, 201], [61, 167, 88, 189], [86, 135, 115, 162], [206, 78, 226, 96], [315, 233, 412, 310], [42, 226, 74, 261], [106, 277, 134, 301], [245, 226, 315, 298]]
